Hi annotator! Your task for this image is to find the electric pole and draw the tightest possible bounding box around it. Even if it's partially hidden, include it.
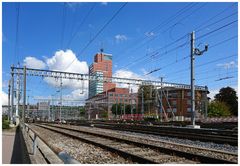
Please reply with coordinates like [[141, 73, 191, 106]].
[[160, 77, 163, 122], [190, 31, 195, 126], [10, 65, 14, 126], [27, 95, 29, 119], [23, 65, 26, 123], [141, 87, 144, 116], [190, 31, 208, 127], [60, 78, 62, 122], [8, 80, 11, 121], [16, 65, 20, 125], [130, 88, 133, 119]]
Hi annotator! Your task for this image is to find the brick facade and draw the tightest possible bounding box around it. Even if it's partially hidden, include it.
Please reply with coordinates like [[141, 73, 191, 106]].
[[89, 52, 116, 98]]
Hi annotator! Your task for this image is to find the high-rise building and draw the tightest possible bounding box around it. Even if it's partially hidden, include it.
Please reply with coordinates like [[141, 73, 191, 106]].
[[89, 50, 116, 98]]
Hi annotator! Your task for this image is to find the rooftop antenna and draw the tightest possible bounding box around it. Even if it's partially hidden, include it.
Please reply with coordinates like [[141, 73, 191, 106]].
[[100, 41, 104, 54]]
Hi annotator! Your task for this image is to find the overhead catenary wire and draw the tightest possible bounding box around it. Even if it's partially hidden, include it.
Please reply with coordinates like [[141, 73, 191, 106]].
[[66, 3, 97, 48], [154, 34, 238, 79], [197, 70, 237, 82], [196, 19, 238, 40], [64, 2, 128, 71], [14, 3, 20, 64], [161, 3, 207, 34], [119, 3, 206, 60], [195, 11, 237, 33], [132, 18, 239, 75], [165, 53, 237, 77], [115, 13, 237, 75], [193, 3, 236, 31], [113, 3, 197, 63], [117, 34, 189, 71], [61, 2, 67, 49]]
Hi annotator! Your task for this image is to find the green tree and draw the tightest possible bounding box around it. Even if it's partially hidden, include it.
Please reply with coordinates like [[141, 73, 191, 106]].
[[208, 101, 231, 117], [138, 85, 155, 114], [125, 104, 132, 114], [111, 104, 122, 115], [214, 86, 238, 116], [79, 107, 85, 116]]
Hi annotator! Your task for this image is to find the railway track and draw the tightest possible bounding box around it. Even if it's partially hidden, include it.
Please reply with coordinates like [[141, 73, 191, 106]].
[[33, 123, 237, 164], [69, 121, 237, 146]]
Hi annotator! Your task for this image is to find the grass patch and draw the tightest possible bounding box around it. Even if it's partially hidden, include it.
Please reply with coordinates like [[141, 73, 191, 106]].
[[2, 115, 10, 129]]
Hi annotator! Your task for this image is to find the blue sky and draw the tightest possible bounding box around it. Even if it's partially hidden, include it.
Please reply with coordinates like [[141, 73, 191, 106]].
[[2, 2, 238, 104]]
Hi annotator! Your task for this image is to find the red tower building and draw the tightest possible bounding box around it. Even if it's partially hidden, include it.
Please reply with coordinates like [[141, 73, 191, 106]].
[[89, 50, 116, 98]]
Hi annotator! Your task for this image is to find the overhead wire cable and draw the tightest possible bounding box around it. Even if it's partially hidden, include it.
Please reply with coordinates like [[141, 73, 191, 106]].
[[115, 3, 211, 69], [196, 19, 238, 40], [195, 12, 238, 33], [161, 3, 207, 34], [131, 9, 236, 72], [118, 41, 189, 71], [113, 3, 196, 63], [116, 4, 236, 70], [165, 53, 237, 76], [14, 3, 20, 64], [61, 2, 67, 49], [64, 2, 128, 71], [159, 34, 238, 79], [194, 3, 236, 31], [66, 3, 97, 48]]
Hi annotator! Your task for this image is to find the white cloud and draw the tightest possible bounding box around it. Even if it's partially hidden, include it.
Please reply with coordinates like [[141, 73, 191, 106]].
[[44, 49, 89, 90], [46, 50, 88, 73], [101, 2, 108, 6], [1, 91, 8, 105], [88, 24, 94, 29], [64, 89, 89, 105], [113, 69, 163, 93], [208, 89, 219, 100], [113, 69, 142, 93], [115, 34, 127, 42], [208, 86, 238, 100], [217, 61, 237, 69], [140, 68, 148, 75], [66, 2, 81, 11], [22, 50, 89, 103], [2, 80, 8, 88], [145, 32, 155, 37], [23, 56, 46, 69]]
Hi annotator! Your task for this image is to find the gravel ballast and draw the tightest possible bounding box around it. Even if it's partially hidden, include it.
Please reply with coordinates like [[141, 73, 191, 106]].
[[30, 125, 133, 164]]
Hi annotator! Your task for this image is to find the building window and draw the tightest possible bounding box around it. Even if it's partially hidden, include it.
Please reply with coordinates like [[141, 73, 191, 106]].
[[187, 100, 191, 105], [171, 93, 177, 98], [187, 92, 191, 97], [115, 94, 118, 97], [172, 100, 177, 106], [187, 108, 191, 112], [109, 93, 113, 96], [172, 108, 177, 113]]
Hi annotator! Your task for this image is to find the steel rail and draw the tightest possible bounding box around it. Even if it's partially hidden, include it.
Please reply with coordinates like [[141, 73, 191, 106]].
[[35, 123, 237, 164]]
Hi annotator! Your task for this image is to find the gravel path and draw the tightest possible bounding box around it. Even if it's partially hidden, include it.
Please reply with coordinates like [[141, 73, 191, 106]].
[[30, 125, 133, 164]]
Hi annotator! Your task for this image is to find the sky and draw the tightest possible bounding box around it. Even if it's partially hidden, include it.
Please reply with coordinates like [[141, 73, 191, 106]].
[[2, 2, 238, 105]]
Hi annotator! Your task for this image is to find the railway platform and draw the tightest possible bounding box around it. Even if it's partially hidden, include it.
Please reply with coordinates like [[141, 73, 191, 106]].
[[2, 127, 30, 164]]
